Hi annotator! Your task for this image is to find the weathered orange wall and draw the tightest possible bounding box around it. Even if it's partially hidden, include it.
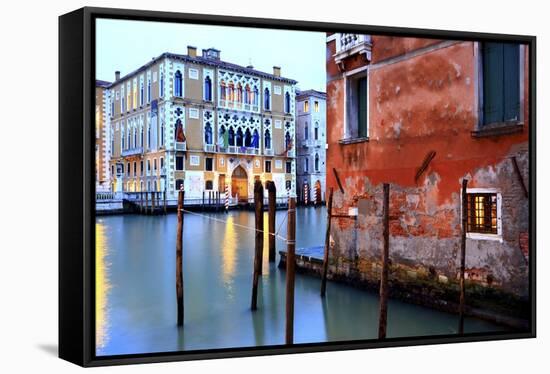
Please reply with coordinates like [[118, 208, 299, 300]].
[[325, 37, 530, 298]]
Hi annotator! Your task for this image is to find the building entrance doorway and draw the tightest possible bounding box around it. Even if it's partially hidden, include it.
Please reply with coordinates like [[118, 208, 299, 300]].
[[231, 165, 248, 203]]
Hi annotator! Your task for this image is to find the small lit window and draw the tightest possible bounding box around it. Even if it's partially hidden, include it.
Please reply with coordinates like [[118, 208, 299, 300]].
[[304, 101, 309, 112], [314, 101, 319, 112], [467, 193, 498, 234]]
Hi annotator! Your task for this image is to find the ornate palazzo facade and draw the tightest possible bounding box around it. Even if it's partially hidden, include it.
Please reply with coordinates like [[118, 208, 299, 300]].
[[104, 46, 297, 201]]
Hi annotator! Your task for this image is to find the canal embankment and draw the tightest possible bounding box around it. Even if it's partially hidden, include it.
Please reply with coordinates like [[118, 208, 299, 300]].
[[278, 246, 529, 330]]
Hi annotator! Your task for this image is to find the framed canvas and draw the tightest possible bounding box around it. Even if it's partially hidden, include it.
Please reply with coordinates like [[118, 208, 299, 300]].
[[59, 6, 536, 367]]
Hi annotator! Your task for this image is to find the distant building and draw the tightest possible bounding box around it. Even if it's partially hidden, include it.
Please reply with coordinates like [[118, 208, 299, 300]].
[[96, 80, 111, 192], [295, 90, 327, 204], [326, 33, 530, 302], [104, 46, 297, 202]]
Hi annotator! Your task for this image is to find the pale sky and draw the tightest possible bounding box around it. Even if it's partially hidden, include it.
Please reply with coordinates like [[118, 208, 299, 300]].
[[95, 18, 326, 92]]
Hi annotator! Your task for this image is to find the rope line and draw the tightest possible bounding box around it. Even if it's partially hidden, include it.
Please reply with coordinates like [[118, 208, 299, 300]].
[[179, 208, 289, 242]]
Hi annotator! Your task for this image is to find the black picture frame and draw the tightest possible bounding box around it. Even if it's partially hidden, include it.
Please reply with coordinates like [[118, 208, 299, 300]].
[[59, 6, 536, 367]]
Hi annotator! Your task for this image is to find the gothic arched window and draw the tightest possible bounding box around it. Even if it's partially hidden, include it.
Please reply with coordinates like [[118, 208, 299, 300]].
[[253, 86, 259, 106], [285, 131, 291, 150], [315, 153, 320, 172], [285, 92, 291, 113], [228, 127, 235, 146], [236, 128, 244, 147], [205, 122, 213, 145], [174, 119, 185, 143], [220, 80, 226, 101], [264, 129, 271, 150], [245, 84, 251, 104], [174, 70, 183, 97], [204, 76, 212, 101], [264, 87, 271, 110], [244, 128, 252, 147]]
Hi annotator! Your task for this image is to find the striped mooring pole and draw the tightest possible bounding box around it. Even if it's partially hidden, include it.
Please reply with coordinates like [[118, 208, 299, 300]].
[[313, 184, 318, 206], [304, 183, 309, 205], [224, 184, 229, 213], [287, 187, 290, 203]]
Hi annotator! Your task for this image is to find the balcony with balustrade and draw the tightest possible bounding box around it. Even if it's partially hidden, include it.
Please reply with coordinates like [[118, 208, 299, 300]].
[[334, 33, 372, 63], [175, 142, 186, 151], [121, 147, 144, 157]]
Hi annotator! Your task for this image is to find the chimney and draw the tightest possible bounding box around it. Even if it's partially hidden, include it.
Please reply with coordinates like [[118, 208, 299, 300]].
[[115, 71, 120, 81], [273, 66, 281, 77], [246, 65, 254, 70], [187, 45, 197, 57]]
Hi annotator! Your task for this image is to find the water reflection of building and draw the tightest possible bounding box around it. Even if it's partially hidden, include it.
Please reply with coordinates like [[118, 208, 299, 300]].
[[295, 90, 326, 204], [103, 46, 297, 202], [96, 80, 111, 192]]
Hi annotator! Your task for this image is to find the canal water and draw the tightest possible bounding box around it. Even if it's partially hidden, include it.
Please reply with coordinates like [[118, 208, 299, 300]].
[[95, 207, 507, 356]]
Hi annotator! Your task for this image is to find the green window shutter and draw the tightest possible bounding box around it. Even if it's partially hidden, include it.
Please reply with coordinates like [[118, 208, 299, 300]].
[[357, 77, 368, 137], [503, 43, 520, 121], [483, 42, 504, 125]]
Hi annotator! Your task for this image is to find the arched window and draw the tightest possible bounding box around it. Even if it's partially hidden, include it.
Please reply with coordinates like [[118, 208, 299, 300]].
[[305, 122, 309, 140], [174, 119, 185, 143], [285, 92, 291, 113], [160, 122, 164, 146], [140, 83, 144, 106], [204, 76, 212, 101], [140, 126, 144, 147], [228, 127, 235, 146], [205, 122, 213, 144], [253, 86, 259, 106], [252, 129, 259, 148], [147, 79, 151, 102], [220, 80, 226, 101], [264, 129, 271, 149], [285, 131, 291, 150], [264, 87, 271, 110], [315, 153, 320, 172], [236, 128, 244, 147], [147, 124, 151, 148], [133, 127, 137, 148], [218, 125, 226, 148], [228, 82, 235, 102], [160, 73, 164, 97], [314, 121, 319, 140], [245, 85, 251, 104], [174, 70, 183, 97], [244, 128, 252, 147], [236, 83, 243, 103]]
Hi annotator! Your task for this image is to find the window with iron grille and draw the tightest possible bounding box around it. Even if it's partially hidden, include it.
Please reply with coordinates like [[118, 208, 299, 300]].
[[467, 193, 498, 234]]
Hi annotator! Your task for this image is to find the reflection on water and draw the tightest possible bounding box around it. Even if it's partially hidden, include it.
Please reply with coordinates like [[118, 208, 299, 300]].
[[95, 207, 508, 356], [95, 221, 110, 350]]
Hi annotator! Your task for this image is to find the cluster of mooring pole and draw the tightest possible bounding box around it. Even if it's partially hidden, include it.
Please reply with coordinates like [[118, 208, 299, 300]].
[[251, 181, 264, 310], [138, 191, 167, 215], [176, 187, 185, 326], [459, 178, 469, 334]]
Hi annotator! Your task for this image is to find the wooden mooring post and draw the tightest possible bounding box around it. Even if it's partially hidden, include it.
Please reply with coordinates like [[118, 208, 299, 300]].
[[378, 183, 390, 339], [176, 188, 185, 326], [251, 180, 264, 310], [145, 192, 149, 215], [163, 191, 167, 214], [140, 191, 144, 213], [320, 188, 334, 297], [267, 181, 277, 262], [151, 191, 156, 214], [458, 178, 468, 334], [285, 197, 296, 344]]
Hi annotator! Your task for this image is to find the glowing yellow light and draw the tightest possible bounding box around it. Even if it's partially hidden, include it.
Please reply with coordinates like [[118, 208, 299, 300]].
[[475, 196, 484, 226], [95, 222, 111, 350], [221, 215, 237, 287]]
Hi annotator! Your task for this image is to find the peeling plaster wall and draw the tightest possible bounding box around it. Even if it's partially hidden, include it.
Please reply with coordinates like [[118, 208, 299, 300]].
[[326, 38, 530, 299]]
